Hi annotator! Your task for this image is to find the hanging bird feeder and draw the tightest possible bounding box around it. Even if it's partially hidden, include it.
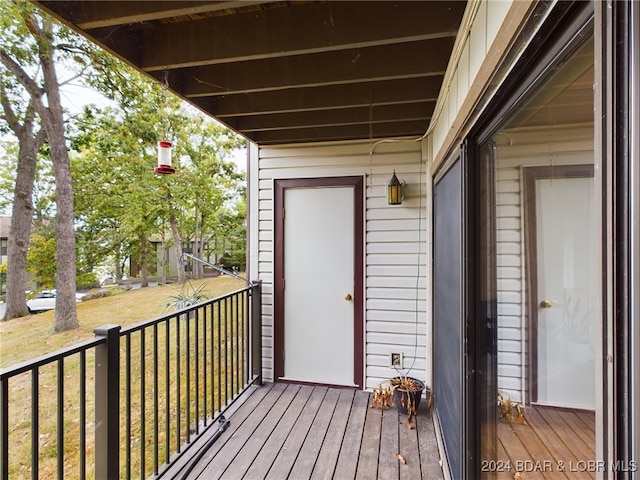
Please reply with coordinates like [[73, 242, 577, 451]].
[[154, 140, 176, 175]]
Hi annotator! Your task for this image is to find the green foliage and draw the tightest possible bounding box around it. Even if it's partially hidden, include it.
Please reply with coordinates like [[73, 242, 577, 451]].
[[26, 233, 56, 287], [163, 282, 209, 311], [0, 264, 6, 295], [76, 271, 99, 289], [70, 65, 246, 278], [3, 3, 248, 284]]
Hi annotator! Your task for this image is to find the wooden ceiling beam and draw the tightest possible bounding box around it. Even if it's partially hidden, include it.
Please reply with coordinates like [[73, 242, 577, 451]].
[[32, 0, 468, 145], [234, 102, 434, 132], [38, 1, 271, 29], [175, 38, 452, 97], [249, 120, 429, 145], [84, 1, 465, 71], [191, 76, 443, 117]]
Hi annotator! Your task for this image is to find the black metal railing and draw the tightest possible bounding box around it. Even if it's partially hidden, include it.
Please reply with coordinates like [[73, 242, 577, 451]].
[[0, 280, 262, 480]]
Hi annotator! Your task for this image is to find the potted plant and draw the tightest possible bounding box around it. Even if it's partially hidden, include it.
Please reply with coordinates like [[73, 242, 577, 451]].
[[390, 376, 426, 416], [371, 374, 431, 426]]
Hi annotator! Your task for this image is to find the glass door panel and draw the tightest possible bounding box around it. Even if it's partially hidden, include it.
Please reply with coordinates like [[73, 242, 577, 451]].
[[479, 36, 599, 477]]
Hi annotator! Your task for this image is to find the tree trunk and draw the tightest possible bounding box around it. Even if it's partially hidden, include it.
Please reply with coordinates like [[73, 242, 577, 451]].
[[169, 212, 185, 284], [0, 14, 77, 328], [139, 233, 149, 287], [4, 137, 40, 320], [34, 19, 78, 331], [193, 204, 202, 279], [0, 14, 78, 331], [160, 237, 167, 285], [0, 80, 45, 321]]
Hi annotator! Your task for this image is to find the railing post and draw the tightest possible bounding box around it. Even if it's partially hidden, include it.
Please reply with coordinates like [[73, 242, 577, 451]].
[[250, 280, 263, 385], [1, 378, 8, 480], [94, 324, 121, 480]]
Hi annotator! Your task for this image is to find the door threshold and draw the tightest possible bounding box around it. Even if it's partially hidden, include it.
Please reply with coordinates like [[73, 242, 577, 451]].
[[278, 377, 359, 389]]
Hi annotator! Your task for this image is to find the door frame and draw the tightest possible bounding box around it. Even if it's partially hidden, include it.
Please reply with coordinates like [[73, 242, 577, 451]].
[[273, 176, 364, 388], [523, 164, 595, 405]]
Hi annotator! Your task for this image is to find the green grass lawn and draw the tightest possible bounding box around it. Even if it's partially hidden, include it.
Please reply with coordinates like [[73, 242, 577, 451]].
[[0, 276, 245, 368], [0, 276, 247, 479]]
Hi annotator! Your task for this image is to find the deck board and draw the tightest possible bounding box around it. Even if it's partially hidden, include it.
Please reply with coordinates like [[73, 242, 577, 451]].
[[331, 390, 369, 480], [167, 383, 444, 480], [219, 384, 300, 479], [399, 411, 423, 480], [498, 405, 596, 480], [265, 386, 328, 479], [310, 388, 355, 480], [377, 407, 399, 479], [355, 399, 382, 479], [288, 388, 341, 479], [197, 382, 288, 478], [416, 402, 444, 480], [242, 385, 315, 479]]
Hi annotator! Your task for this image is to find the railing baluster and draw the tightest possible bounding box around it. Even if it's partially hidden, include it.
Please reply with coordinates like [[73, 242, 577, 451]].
[[225, 296, 230, 406], [241, 291, 246, 386], [31, 368, 39, 480], [210, 302, 215, 417], [153, 322, 159, 475], [235, 292, 240, 393], [203, 305, 208, 423], [195, 307, 199, 436], [217, 301, 221, 414], [186, 311, 191, 444], [1, 377, 8, 480], [165, 317, 170, 463], [232, 294, 236, 396], [79, 351, 86, 480], [140, 328, 146, 479], [57, 358, 64, 480], [176, 313, 181, 452], [125, 333, 131, 480]]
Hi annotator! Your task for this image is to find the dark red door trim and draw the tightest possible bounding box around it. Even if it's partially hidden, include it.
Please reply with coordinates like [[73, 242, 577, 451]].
[[273, 176, 364, 389]]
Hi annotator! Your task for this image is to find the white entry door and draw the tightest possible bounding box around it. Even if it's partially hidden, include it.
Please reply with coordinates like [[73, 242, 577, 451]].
[[282, 186, 356, 386], [535, 174, 597, 409]]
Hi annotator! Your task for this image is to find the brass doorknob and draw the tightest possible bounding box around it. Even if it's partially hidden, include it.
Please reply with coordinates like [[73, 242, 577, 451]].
[[539, 299, 553, 308], [344, 293, 352, 301]]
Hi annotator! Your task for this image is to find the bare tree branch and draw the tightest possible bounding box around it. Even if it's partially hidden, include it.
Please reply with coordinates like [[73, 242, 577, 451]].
[[0, 48, 46, 102]]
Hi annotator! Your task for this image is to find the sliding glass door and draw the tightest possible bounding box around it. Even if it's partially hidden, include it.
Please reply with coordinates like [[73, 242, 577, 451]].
[[476, 10, 602, 479]]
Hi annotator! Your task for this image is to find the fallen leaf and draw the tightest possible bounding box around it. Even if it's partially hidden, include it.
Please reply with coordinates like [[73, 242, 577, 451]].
[[513, 472, 523, 479], [396, 453, 406, 464]]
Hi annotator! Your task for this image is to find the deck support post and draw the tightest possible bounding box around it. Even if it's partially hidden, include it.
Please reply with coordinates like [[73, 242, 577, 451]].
[[250, 280, 263, 385], [94, 324, 121, 480]]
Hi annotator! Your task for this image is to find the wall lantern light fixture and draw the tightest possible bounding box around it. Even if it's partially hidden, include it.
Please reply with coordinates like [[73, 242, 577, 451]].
[[386, 170, 405, 205]]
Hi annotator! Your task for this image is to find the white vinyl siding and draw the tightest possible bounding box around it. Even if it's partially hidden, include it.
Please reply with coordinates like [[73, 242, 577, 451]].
[[495, 127, 594, 404], [429, 0, 533, 167], [496, 165, 525, 403], [253, 139, 426, 389]]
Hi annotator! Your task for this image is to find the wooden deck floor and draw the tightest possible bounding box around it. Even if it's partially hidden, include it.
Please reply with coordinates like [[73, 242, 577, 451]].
[[497, 405, 595, 479], [162, 382, 444, 480]]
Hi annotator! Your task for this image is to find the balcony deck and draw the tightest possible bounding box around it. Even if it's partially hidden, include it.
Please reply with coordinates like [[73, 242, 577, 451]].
[[497, 405, 596, 479], [162, 382, 444, 480]]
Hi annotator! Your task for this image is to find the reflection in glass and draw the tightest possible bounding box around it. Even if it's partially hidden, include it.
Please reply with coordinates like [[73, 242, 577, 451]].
[[480, 37, 598, 477]]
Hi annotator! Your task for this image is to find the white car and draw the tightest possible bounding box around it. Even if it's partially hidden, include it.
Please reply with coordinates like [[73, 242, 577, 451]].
[[27, 290, 85, 313]]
